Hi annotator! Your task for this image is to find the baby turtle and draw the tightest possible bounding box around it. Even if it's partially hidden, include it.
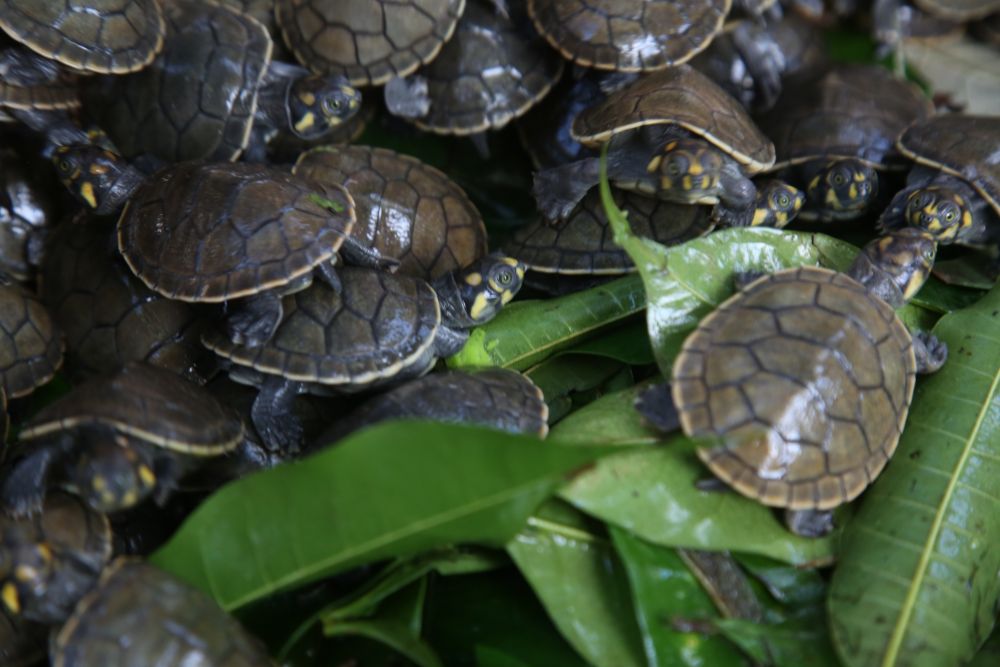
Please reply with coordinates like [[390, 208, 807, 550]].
[[293, 144, 489, 281], [757, 64, 934, 222], [0, 282, 62, 399], [82, 0, 362, 164], [533, 65, 778, 226], [636, 228, 947, 536], [0, 362, 244, 516], [202, 255, 526, 454]]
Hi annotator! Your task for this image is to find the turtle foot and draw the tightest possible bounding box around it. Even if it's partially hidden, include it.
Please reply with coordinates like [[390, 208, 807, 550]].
[[250, 378, 304, 457], [226, 293, 282, 347], [634, 383, 680, 433], [913, 331, 948, 374], [784, 509, 834, 538], [734, 271, 767, 291], [532, 162, 597, 222], [384, 76, 430, 119], [0, 458, 48, 518]]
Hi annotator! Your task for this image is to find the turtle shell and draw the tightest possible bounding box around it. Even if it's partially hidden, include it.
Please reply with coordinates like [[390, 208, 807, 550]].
[[83, 0, 271, 163], [293, 145, 488, 280], [21, 362, 243, 455], [0, 0, 164, 74], [41, 218, 205, 380], [528, 0, 729, 71], [672, 266, 916, 511], [0, 46, 79, 110], [203, 267, 441, 389], [758, 64, 934, 171], [405, 0, 564, 135], [505, 187, 713, 274], [897, 114, 1000, 217], [0, 145, 57, 281], [53, 559, 272, 667], [276, 0, 465, 86], [572, 65, 775, 172], [0, 283, 62, 398], [915, 0, 1000, 20], [118, 161, 355, 302]]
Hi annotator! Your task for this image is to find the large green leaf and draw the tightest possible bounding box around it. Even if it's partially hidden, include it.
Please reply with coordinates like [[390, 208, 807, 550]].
[[151, 421, 605, 610], [828, 282, 1000, 667]]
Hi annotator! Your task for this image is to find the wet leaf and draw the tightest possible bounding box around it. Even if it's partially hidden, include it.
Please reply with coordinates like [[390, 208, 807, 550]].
[[565, 320, 656, 366], [735, 554, 826, 607], [525, 355, 631, 424], [716, 610, 840, 667], [968, 625, 1000, 667], [549, 382, 663, 447], [829, 282, 1000, 667]]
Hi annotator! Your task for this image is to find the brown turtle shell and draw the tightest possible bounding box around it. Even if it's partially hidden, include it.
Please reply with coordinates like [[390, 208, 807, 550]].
[[758, 64, 934, 171], [914, 0, 1000, 20], [118, 162, 355, 302], [0, 283, 62, 398], [21, 362, 243, 455], [504, 187, 713, 274], [0, 0, 165, 74], [275, 0, 465, 86], [293, 145, 487, 280], [528, 0, 730, 71], [897, 114, 1000, 217], [202, 267, 441, 388], [572, 65, 775, 172], [672, 266, 916, 511]]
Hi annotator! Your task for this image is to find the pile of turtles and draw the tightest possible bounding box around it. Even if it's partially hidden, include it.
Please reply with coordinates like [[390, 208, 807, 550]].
[[0, 0, 994, 664]]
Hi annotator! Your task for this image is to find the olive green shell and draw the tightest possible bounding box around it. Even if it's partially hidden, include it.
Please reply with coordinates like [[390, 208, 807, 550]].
[[275, 0, 465, 86], [504, 187, 713, 274], [118, 162, 355, 302], [84, 0, 272, 163], [406, 1, 564, 135], [0, 283, 62, 398], [673, 266, 916, 510], [897, 114, 1000, 217], [21, 362, 243, 455], [528, 0, 729, 71], [203, 268, 440, 387], [41, 219, 205, 380], [0, 0, 164, 74], [53, 560, 273, 667], [293, 145, 488, 280], [572, 65, 775, 172], [758, 65, 934, 171], [915, 0, 1000, 20]]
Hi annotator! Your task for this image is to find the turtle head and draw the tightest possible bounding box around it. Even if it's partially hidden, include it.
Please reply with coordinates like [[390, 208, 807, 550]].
[[904, 186, 972, 243], [0, 534, 54, 619], [750, 180, 804, 228], [436, 254, 526, 328], [288, 75, 362, 139], [807, 159, 878, 217], [651, 140, 726, 204], [848, 228, 937, 307], [69, 434, 157, 514], [51, 145, 131, 215]]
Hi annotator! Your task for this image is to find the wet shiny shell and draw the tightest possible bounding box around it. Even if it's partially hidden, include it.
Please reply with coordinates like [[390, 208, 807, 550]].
[[276, 0, 465, 86], [897, 114, 1000, 217], [84, 0, 271, 163], [118, 162, 355, 302], [0, 0, 164, 74], [293, 145, 487, 280], [42, 220, 205, 380], [528, 0, 729, 71], [0, 146, 56, 281], [0, 46, 79, 110], [406, 1, 564, 135], [53, 560, 272, 667], [914, 0, 1000, 20], [21, 362, 243, 455], [673, 266, 916, 510], [572, 65, 775, 172], [0, 283, 62, 398], [504, 187, 713, 274], [758, 64, 934, 171], [203, 268, 440, 387]]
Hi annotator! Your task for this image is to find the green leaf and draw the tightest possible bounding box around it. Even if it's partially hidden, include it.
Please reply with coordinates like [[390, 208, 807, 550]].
[[308, 192, 345, 213], [549, 382, 663, 447], [506, 503, 646, 667], [716, 610, 841, 667], [828, 282, 1000, 667], [525, 355, 631, 424], [968, 625, 1000, 667], [734, 554, 826, 607], [565, 320, 656, 366], [610, 527, 751, 667], [324, 617, 441, 667], [560, 446, 834, 565], [151, 421, 606, 610]]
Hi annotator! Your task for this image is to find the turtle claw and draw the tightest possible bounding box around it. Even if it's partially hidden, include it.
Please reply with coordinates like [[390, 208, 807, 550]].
[[226, 293, 282, 347], [533, 162, 597, 221], [913, 331, 948, 374], [250, 377, 303, 456], [784, 509, 834, 538]]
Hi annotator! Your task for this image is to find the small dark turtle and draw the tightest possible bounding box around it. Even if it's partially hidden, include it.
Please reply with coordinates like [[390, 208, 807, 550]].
[[82, 0, 362, 164], [317, 368, 549, 445], [757, 64, 934, 221], [293, 144, 489, 280], [0, 362, 244, 516], [40, 217, 206, 381], [0, 146, 56, 282], [533, 65, 782, 227], [384, 0, 564, 135], [276, 0, 466, 86], [636, 228, 947, 536], [53, 146, 367, 348], [527, 0, 730, 71], [0, 282, 62, 399], [202, 255, 526, 454]]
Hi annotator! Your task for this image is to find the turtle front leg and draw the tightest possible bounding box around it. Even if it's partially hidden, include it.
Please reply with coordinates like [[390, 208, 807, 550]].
[[251, 377, 306, 456], [784, 509, 835, 538], [912, 331, 948, 374], [433, 326, 470, 359], [711, 164, 757, 227], [533, 158, 601, 221], [0, 440, 63, 517], [340, 237, 401, 272], [876, 185, 919, 235], [634, 382, 681, 433], [384, 76, 430, 119], [226, 292, 283, 347]]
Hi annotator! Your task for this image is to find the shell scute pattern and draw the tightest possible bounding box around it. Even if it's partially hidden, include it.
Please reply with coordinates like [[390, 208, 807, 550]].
[[0, 284, 62, 398]]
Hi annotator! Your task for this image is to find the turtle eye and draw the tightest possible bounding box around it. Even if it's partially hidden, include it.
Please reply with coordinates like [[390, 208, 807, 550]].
[[666, 161, 682, 177], [495, 268, 513, 285], [777, 193, 790, 207], [943, 206, 957, 222], [832, 170, 847, 186], [322, 97, 342, 114]]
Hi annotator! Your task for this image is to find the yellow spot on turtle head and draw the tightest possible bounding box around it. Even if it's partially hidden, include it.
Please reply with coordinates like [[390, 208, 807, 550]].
[[300, 91, 316, 106], [36, 544, 52, 564], [903, 271, 925, 300], [878, 236, 893, 252], [808, 175, 821, 192], [824, 188, 839, 206], [750, 207, 769, 227], [854, 171, 867, 182], [92, 476, 107, 492], [122, 490, 138, 507], [464, 272, 482, 286], [501, 289, 515, 304], [701, 175, 714, 190], [501, 257, 520, 267], [682, 175, 693, 191], [349, 98, 360, 110], [774, 211, 789, 227], [340, 85, 356, 97], [688, 160, 703, 176], [80, 182, 97, 209], [515, 266, 525, 279], [139, 465, 156, 489], [962, 210, 973, 230], [14, 565, 36, 583], [646, 155, 662, 173], [295, 112, 316, 133], [89, 163, 108, 176], [101, 490, 117, 507], [2, 583, 19, 615], [469, 292, 490, 321], [664, 141, 678, 153], [847, 184, 858, 202], [922, 202, 939, 216]]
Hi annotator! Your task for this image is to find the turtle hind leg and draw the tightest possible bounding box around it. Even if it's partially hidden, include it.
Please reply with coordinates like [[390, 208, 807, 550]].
[[912, 331, 948, 374], [226, 292, 283, 347], [784, 509, 835, 538], [634, 383, 681, 433], [533, 159, 601, 222], [251, 377, 305, 457], [384, 76, 430, 119]]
